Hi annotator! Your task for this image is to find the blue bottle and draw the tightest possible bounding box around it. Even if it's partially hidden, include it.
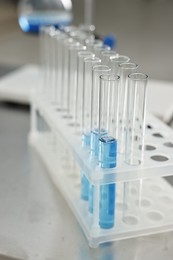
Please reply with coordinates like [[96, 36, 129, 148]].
[[18, 0, 73, 33]]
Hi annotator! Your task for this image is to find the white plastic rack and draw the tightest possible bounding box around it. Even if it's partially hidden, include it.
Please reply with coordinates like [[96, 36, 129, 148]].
[[29, 95, 173, 248]]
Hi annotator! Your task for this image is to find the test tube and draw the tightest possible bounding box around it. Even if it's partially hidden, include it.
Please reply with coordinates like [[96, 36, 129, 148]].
[[42, 26, 56, 100], [98, 74, 120, 229], [100, 50, 117, 66], [80, 56, 101, 201], [82, 57, 101, 147], [39, 26, 49, 95], [55, 32, 68, 110], [69, 30, 94, 45], [85, 39, 103, 52], [75, 51, 94, 132], [109, 55, 130, 75], [94, 45, 111, 59], [125, 73, 148, 165], [118, 63, 138, 154], [48, 29, 61, 104], [68, 43, 86, 122], [90, 65, 111, 157], [61, 38, 76, 114]]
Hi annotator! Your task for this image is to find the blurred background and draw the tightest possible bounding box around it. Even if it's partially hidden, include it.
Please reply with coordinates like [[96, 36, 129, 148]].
[[0, 0, 173, 81]]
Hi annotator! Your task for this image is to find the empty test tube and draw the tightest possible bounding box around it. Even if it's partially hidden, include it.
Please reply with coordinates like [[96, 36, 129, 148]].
[[98, 74, 120, 229], [41, 26, 56, 99], [54, 32, 68, 110], [109, 55, 130, 75], [68, 43, 86, 121], [94, 44, 111, 59], [61, 38, 76, 114], [48, 29, 61, 104], [39, 26, 49, 95], [70, 30, 94, 45], [75, 51, 94, 132], [118, 63, 138, 154], [100, 50, 117, 66], [125, 73, 148, 165], [85, 39, 103, 52]]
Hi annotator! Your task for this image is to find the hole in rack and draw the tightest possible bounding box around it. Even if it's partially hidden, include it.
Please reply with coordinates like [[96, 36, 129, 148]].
[[150, 184, 163, 192], [136, 198, 151, 207], [164, 142, 173, 148], [139, 145, 156, 151], [152, 133, 163, 138], [160, 196, 173, 204], [151, 155, 169, 162], [123, 216, 138, 225], [116, 202, 128, 211], [146, 124, 153, 129], [147, 211, 163, 221]]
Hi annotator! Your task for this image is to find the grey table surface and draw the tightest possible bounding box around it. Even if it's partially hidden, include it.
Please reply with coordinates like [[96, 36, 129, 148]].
[[0, 102, 173, 260]]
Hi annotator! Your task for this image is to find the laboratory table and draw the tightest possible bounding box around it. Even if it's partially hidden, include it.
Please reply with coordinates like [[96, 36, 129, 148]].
[[0, 81, 173, 260]]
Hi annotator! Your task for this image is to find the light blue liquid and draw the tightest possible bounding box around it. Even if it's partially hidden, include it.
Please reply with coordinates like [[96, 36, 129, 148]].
[[82, 132, 91, 147], [89, 128, 107, 212], [99, 136, 117, 229], [80, 132, 91, 201], [99, 184, 116, 229], [89, 185, 94, 213], [99, 136, 117, 168], [81, 172, 89, 201], [90, 128, 107, 157]]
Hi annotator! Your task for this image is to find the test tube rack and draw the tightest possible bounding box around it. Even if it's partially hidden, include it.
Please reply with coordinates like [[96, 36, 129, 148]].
[[29, 95, 173, 248]]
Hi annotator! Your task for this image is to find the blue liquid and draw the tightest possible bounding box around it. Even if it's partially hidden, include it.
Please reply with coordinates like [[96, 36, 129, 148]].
[[99, 136, 117, 229], [99, 184, 116, 229], [99, 136, 117, 168], [82, 132, 91, 147], [89, 128, 107, 212], [89, 185, 94, 213], [81, 173, 89, 201], [90, 128, 107, 157], [80, 132, 91, 201]]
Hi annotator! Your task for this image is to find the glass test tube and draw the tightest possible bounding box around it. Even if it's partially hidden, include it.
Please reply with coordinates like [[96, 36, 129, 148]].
[[94, 45, 111, 59], [75, 51, 94, 133], [49, 29, 61, 104], [98, 74, 120, 229], [90, 65, 111, 157], [61, 38, 76, 114], [118, 63, 138, 154], [109, 55, 130, 75], [68, 43, 86, 122], [88, 65, 111, 212], [80, 56, 101, 201], [85, 39, 103, 52], [39, 26, 49, 95], [43, 26, 56, 100], [125, 73, 148, 165], [100, 50, 117, 66], [70, 30, 94, 45], [55, 33, 68, 110], [82, 57, 101, 147]]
